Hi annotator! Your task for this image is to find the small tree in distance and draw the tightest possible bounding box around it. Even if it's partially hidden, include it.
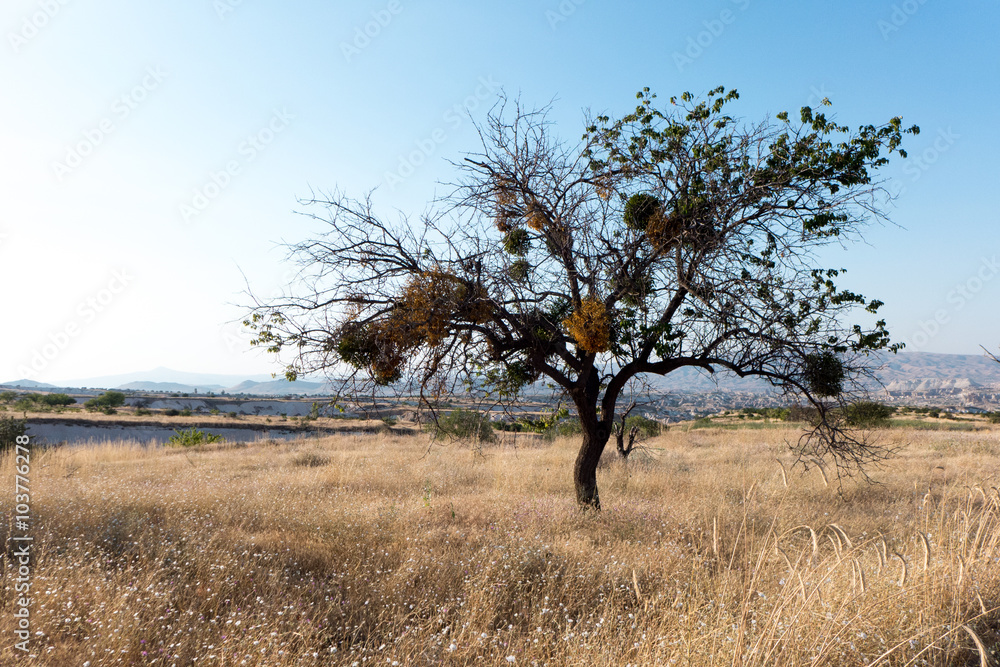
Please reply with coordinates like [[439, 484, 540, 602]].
[[247, 87, 918, 509]]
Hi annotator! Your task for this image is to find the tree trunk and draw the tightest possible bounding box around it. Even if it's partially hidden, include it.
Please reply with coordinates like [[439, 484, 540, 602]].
[[574, 424, 609, 510]]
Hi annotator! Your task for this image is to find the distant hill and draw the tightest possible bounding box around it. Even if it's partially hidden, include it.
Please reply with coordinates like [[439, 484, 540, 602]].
[[644, 351, 1000, 394], [224, 379, 328, 396], [116, 381, 227, 393], [0, 379, 56, 389], [59, 367, 277, 390], [875, 352, 1000, 387]]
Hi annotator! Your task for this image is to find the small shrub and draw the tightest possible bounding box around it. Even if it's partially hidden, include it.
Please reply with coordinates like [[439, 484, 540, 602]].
[[434, 408, 495, 442], [844, 401, 894, 428], [691, 417, 715, 429], [179, 409, 192, 417], [928, 409, 941, 418], [14, 398, 37, 412], [85, 391, 126, 411], [167, 428, 223, 447], [542, 417, 582, 440], [163, 409, 180, 417], [209, 408, 221, 416], [787, 405, 820, 423], [623, 414, 664, 438], [0, 415, 27, 452], [291, 451, 330, 467], [988, 412, 1000, 424], [135, 407, 152, 416]]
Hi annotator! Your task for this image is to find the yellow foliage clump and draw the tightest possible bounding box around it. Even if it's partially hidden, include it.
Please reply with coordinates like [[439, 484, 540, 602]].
[[593, 177, 613, 201], [645, 210, 683, 254], [393, 270, 461, 347], [525, 202, 548, 231], [494, 180, 520, 232], [392, 270, 491, 348], [563, 296, 611, 354]]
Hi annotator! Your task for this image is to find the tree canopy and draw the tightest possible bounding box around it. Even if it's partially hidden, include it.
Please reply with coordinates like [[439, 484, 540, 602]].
[[247, 87, 918, 508]]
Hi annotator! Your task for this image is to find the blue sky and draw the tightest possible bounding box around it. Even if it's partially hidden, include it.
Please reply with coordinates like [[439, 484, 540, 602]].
[[1, 0, 997, 383]]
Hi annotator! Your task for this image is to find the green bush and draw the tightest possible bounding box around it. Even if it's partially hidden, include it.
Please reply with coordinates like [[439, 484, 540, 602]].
[[623, 414, 664, 438], [0, 416, 27, 452], [14, 398, 37, 411], [167, 428, 223, 447], [545, 417, 581, 439], [163, 409, 180, 417], [988, 413, 1000, 424], [179, 409, 192, 417], [135, 407, 152, 416], [740, 407, 791, 420], [434, 409, 495, 442], [844, 401, 894, 428], [85, 391, 126, 411], [787, 405, 820, 423], [0, 391, 18, 403], [40, 393, 76, 406]]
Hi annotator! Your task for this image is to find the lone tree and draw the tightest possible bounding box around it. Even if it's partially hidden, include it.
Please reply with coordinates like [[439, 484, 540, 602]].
[[247, 87, 918, 509]]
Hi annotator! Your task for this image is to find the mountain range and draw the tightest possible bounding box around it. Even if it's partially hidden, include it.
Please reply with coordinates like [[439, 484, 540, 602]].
[[4, 352, 1000, 397]]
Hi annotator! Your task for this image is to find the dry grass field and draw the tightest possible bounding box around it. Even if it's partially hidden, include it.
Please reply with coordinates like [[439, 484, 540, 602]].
[[2, 425, 1000, 665]]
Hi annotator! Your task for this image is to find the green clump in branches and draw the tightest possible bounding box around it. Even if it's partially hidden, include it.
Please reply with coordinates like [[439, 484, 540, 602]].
[[803, 351, 844, 397], [508, 259, 531, 282], [503, 229, 530, 256], [623, 193, 661, 230]]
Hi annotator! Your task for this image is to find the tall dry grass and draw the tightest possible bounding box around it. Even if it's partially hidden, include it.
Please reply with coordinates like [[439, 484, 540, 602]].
[[1, 426, 999, 665]]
